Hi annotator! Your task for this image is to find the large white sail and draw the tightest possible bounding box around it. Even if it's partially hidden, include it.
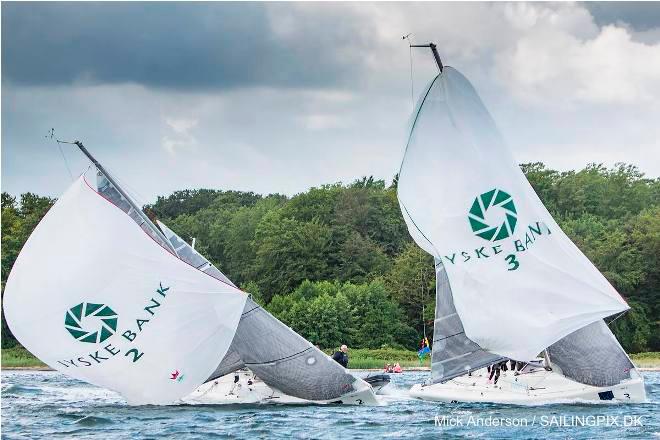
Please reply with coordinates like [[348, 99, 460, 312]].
[[398, 67, 629, 362], [3, 177, 247, 405]]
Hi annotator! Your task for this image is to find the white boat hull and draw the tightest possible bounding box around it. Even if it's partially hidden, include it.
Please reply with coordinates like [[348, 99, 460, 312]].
[[184, 370, 380, 405], [409, 367, 646, 404]]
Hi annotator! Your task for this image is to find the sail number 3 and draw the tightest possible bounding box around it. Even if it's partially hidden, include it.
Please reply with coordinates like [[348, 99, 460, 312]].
[[505, 254, 519, 271]]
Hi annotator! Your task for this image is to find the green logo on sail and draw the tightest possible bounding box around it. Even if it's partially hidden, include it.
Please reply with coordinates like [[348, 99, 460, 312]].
[[65, 302, 118, 344], [468, 189, 517, 241]]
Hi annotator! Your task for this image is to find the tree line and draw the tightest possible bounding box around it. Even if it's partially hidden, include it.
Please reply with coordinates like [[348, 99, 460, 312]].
[[2, 164, 658, 353]]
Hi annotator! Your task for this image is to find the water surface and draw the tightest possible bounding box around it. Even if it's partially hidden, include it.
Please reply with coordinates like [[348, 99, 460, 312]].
[[2, 370, 658, 439]]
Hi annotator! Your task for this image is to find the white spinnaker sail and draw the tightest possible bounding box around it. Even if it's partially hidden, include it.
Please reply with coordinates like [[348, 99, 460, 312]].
[[398, 67, 628, 362], [4, 177, 247, 405]]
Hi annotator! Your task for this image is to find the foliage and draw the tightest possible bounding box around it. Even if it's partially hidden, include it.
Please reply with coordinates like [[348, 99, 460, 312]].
[[4, 346, 660, 370], [383, 242, 435, 331], [268, 280, 416, 349], [1, 164, 659, 353], [1, 346, 47, 368], [342, 347, 431, 369], [146, 189, 262, 219], [1, 193, 55, 348]]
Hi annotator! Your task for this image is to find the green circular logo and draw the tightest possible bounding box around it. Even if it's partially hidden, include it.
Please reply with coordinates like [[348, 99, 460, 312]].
[[468, 189, 517, 241], [64, 302, 118, 344]]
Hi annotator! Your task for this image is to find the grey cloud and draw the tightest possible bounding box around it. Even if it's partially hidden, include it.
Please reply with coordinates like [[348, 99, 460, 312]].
[[1, 2, 374, 90], [585, 2, 660, 31]]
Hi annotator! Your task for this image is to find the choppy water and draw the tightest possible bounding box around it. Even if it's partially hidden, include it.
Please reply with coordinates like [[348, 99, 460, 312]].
[[1, 370, 658, 439]]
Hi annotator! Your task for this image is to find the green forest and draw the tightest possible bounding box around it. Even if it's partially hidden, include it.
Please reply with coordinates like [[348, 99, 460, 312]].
[[2, 162, 659, 354]]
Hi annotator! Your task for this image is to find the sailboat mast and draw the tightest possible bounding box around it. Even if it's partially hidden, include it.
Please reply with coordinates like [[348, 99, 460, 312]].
[[410, 43, 444, 72], [73, 141, 178, 255]]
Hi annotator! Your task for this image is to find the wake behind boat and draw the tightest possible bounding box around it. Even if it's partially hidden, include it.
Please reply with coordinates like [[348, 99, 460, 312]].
[[397, 44, 646, 404]]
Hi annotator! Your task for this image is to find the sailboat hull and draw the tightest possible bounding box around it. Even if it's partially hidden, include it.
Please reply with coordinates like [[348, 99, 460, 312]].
[[184, 370, 380, 406], [409, 367, 646, 404]]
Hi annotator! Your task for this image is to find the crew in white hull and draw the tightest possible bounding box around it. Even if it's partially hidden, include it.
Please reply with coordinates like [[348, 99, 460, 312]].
[[409, 365, 646, 404], [184, 370, 382, 405]]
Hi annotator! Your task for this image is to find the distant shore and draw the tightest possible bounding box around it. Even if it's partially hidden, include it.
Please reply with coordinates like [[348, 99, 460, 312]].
[[3, 346, 659, 371]]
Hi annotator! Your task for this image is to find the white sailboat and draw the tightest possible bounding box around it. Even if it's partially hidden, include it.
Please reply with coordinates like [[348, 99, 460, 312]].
[[4, 141, 378, 405], [186, 369, 390, 405], [398, 44, 646, 404]]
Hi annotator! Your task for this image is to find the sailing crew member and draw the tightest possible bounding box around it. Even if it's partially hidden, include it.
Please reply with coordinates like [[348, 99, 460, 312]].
[[331, 345, 349, 368], [488, 360, 509, 385]]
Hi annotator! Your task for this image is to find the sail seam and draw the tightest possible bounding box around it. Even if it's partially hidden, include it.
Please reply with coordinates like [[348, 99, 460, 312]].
[[400, 202, 440, 258], [244, 347, 313, 366], [434, 313, 458, 323], [241, 305, 262, 316], [433, 351, 475, 364], [433, 331, 465, 342]]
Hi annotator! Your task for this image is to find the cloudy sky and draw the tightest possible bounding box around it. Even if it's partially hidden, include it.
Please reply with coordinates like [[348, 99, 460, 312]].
[[3, 2, 660, 203]]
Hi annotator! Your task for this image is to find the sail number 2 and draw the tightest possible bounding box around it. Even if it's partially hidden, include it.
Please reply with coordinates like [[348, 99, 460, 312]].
[[505, 254, 519, 271]]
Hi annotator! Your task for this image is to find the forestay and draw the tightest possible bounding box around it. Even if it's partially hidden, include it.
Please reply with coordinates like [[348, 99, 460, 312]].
[[3, 177, 247, 405], [397, 67, 629, 363]]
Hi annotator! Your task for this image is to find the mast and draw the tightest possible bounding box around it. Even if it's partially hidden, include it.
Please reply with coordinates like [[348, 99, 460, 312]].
[[410, 43, 443, 72], [71, 140, 178, 256]]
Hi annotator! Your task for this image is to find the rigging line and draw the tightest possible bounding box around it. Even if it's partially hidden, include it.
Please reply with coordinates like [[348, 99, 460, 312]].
[[606, 310, 627, 327], [420, 250, 427, 339], [56, 141, 74, 181], [409, 44, 415, 111], [49, 131, 74, 181], [403, 33, 415, 111]]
